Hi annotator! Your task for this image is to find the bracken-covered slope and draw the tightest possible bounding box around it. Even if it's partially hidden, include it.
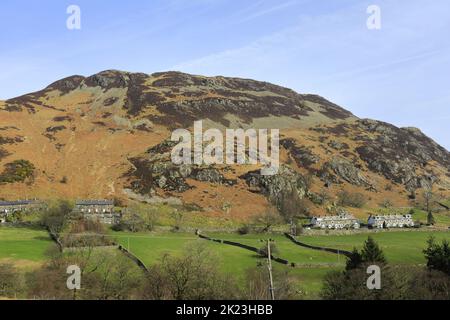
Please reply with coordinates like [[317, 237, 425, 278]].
[[0, 70, 449, 219]]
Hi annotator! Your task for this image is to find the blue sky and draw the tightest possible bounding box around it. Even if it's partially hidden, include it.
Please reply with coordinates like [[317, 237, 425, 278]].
[[0, 0, 449, 149]]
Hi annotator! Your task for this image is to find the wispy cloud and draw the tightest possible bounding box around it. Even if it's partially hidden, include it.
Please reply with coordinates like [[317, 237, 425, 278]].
[[234, 0, 303, 24], [316, 47, 450, 84]]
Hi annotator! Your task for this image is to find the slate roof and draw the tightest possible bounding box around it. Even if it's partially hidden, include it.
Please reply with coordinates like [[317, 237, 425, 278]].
[[75, 200, 114, 206], [0, 200, 39, 206]]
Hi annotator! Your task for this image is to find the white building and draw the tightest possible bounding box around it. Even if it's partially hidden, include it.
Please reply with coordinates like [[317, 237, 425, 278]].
[[367, 214, 414, 229], [311, 213, 360, 229], [0, 200, 45, 223], [73, 200, 121, 225]]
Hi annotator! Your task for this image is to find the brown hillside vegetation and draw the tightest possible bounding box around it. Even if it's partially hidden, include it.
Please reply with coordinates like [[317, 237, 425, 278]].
[[1, 70, 449, 219]]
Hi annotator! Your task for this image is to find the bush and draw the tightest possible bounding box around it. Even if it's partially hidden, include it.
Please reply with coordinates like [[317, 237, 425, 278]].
[[379, 199, 393, 208], [26, 251, 143, 300], [244, 267, 296, 300], [40, 200, 73, 235], [258, 242, 279, 257], [321, 265, 450, 300], [423, 237, 450, 275], [61, 218, 113, 248], [0, 263, 23, 298], [237, 224, 251, 235], [141, 243, 239, 300], [337, 190, 366, 208], [0, 159, 35, 184]]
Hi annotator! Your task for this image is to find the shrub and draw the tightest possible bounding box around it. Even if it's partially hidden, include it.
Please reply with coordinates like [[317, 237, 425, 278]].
[[423, 237, 450, 275], [0, 159, 35, 184], [40, 200, 73, 235], [337, 190, 366, 208], [0, 263, 23, 298], [379, 199, 393, 208], [237, 224, 251, 235], [258, 242, 279, 257]]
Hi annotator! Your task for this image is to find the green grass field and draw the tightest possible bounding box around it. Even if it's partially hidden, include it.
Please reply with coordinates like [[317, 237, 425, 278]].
[[110, 229, 449, 298], [412, 210, 450, 226], [2, 225, 448, 299], [207, 233, 344, 265], [0, 226, 53, 266], [299, 230, 450, 264], [111, 232, 260, 277], [111, 231, 340, 298], [371, 207, 450, 227]]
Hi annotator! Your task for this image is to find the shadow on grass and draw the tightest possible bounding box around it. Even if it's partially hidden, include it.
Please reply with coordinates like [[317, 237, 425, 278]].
[[0, 223, 45, 231]]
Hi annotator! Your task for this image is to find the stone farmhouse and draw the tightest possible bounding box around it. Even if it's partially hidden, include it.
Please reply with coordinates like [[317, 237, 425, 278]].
[[73, 200, 120, 225], [0, 199, 45, 223], [310, 213, 360, 229], [368, 214, 414, 229]]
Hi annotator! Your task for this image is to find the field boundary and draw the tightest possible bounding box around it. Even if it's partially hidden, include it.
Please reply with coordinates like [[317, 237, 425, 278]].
[[197, 232, 290, 265], [284, 233, 353, 258], [45, 227, 63, 252], [116, 243, 150, 274], [44, 227, 150, 274]]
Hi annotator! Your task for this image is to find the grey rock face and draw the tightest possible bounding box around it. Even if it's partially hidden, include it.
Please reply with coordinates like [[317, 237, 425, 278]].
[[240, 165, 308, 209], [320, 157, 372, 187], [127, 140, 238, 195], [328, 140, 348, 150], [191, 168, 224, 183], [353, 119, 450, 190], [280, 138, 320, 169]]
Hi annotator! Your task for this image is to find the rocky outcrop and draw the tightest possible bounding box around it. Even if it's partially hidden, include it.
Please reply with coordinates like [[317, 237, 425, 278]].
[[350, 119, 449, 190], [1, 69, 449, 208], [126, 140, 237, 195], [281, 138, 320, 169], [313, 119, 450, 191], [319, 156, 372, 188], [240, 165, 308, 209], [42, 70, 356, 125], [327, 140, 349, 150]]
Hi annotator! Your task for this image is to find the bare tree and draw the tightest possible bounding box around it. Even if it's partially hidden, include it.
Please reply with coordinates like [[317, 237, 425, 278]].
[[244, 266, 296, 300], [141, 243, 239, 300], [252, 208, 282, 233]]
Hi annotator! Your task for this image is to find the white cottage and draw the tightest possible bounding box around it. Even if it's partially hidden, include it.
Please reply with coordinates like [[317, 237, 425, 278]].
[[0, 200, 45, 223], [73, 200, 121, 224], [367, 214, 414, 229], [311, 213, 360, 229]]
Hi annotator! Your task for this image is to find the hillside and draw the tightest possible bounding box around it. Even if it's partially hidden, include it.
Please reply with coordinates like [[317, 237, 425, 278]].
[[1, 70, 449, 219]]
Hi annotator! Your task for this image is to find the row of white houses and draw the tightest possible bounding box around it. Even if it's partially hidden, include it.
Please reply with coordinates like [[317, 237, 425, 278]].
[[310, 213, 415, 230], [72, 200, 120, 225], [310, 213, 360, 229], [367, 214, 415, 229], [0, 200, 46, 223], [0, 199, 120, 225]]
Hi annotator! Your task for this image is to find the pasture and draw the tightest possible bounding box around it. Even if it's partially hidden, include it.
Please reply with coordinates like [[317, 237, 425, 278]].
[[0, 226, 53, 268], [110, 229, 449, 298], [299, 230, 450, 264], [1, 225, 447, 298]]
